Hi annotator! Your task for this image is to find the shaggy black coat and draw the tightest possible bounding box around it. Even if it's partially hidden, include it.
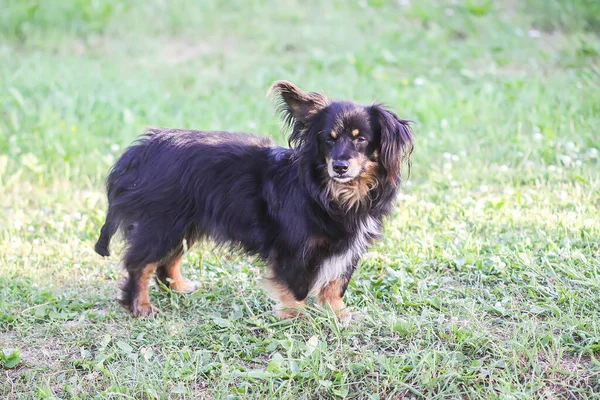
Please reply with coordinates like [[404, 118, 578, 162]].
[[95, 81, 413, 317]]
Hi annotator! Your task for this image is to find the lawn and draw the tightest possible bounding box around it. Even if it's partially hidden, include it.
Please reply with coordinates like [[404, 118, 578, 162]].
[[1, 0, 599, 398]]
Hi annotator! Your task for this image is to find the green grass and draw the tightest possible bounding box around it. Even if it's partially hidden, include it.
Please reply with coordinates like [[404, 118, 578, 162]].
[[1, 0, 600, 398]]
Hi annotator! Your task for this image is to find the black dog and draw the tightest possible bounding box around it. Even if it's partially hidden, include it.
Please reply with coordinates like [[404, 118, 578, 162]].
[[95, 81, 413, 318]]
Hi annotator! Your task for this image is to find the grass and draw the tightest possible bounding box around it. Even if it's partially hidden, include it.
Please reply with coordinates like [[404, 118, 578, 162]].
[[1, 0, 599, 398]]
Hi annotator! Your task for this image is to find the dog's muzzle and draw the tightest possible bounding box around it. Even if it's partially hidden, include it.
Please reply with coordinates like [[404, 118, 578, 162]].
[[327, 158, 361, 183]]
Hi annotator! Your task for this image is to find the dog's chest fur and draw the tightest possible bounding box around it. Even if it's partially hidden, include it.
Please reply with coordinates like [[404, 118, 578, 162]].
[[309, 215, 380, 294]]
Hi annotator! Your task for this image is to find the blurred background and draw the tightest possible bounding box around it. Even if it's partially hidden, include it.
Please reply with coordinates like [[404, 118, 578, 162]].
[[1, 0, 598, 184]]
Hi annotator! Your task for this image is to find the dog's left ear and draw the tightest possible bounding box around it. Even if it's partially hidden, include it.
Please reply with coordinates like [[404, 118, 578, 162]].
[[269, 81, 329, 129], [370, 104, 414, 184]]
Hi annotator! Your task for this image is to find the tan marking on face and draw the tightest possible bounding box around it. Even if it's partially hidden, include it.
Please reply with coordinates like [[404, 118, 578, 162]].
[[331, 130, 338, 139], [318, 279, 348, 318], [351, 129, 360, 137], [132, 263, 158, 317], [261, 274, 306, 319]]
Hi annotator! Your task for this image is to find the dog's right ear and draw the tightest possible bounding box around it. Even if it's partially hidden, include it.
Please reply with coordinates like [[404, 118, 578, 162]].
[[268, 81, 329, 129]]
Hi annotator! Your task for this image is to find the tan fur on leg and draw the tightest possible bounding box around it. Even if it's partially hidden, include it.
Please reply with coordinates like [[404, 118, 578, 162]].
[[318, 279, 349, 318], [132, 263, 159, 317], [163, 256, 199, 293], [262, 279, 306, 319]]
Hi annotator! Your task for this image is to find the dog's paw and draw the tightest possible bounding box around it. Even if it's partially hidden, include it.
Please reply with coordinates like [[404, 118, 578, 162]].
[[337, 310, 365, 325], [131, 302, 160, 317], [172, 280, 201, 294], [275, 307, 305, 320]]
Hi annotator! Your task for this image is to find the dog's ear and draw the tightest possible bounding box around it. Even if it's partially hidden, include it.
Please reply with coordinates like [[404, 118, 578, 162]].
[[371, 104, 414, 184], [269, 81, 329, 128]]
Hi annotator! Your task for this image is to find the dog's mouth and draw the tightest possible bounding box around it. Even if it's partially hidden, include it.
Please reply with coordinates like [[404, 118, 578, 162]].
[[331, 175, 355, 183]]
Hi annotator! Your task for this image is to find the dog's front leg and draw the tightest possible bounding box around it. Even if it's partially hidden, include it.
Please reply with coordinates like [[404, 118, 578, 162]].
[[264, 259, 309, 319], [318, 277, 350, 317]]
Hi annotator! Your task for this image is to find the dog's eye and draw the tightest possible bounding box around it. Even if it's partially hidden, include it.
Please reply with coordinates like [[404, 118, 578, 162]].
[[355, 137, 368, 144], [326, 136, 337, 143]]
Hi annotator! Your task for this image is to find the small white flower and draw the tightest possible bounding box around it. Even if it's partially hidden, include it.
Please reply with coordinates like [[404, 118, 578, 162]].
[[559, 155, 572, 166], [248, 121, 257, 129], [528, 29, 541, 38], [414, 77, 425, 86], [459, 150, 467, 157], [533, 133, 544, 141], [512, 209, 521, 217], [523, 161, 535, 168], [548, 165, 556, 171], [587, 148, 598, 158], [33, 239, 41, 245], [443, 162, 452, 171], [565, 142, 577, 152], [28, 225, 34, 232], [585, 218, 596, 227], [73, 212, 82, 220], [499, 165, 509, 172], [575, 160, 582, 167], [398, 0, 411, 6], [452, 154, 459, 161], [443, 152, 452, 160], [480, 185, 488, 192], [110, 144, 120, 152], [441, 119, 449, 129], [558, 191, 568, 200]]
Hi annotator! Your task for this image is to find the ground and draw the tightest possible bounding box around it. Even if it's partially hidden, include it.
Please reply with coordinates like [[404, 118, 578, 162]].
[[1, 0, 599, 398]]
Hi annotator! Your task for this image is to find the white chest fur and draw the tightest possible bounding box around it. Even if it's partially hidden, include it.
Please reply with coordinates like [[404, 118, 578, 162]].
[[309, 216, 380, 295]]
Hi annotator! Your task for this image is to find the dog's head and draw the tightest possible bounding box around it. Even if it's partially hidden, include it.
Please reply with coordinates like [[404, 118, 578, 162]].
[[270, 81, 414, 187]]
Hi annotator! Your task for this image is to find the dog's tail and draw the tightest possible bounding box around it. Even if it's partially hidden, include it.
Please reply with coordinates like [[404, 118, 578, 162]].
[[95, 212, 117, 257], [95, 137, 148, 257]]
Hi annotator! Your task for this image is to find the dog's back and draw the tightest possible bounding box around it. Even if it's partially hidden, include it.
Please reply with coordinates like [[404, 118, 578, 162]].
[[95, 128, 276, 258]]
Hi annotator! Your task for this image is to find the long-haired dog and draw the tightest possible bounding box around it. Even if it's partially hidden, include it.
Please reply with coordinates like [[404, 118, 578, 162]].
[[95, 81, 413, 319]]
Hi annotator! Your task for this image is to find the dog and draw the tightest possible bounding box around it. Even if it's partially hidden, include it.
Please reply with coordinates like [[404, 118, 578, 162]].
[[94, 81, 413, 319]]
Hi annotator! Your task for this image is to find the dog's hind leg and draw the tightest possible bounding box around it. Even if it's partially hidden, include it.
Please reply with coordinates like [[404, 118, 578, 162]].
[[155, 249, 200, 293], [120, 235, 170, 317], [121, 262, 159, 317]]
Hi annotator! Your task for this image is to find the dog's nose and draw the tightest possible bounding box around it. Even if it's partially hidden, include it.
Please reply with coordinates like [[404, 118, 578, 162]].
[[332, 160, 349, 174]]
